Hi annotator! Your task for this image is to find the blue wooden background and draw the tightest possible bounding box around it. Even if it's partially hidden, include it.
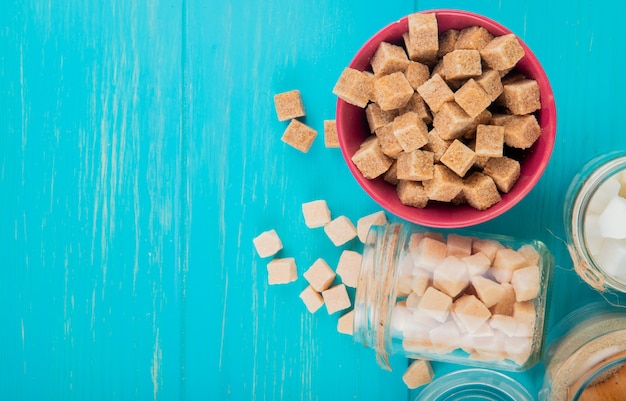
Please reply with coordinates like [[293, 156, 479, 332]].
[[2, 0, 626, 399]]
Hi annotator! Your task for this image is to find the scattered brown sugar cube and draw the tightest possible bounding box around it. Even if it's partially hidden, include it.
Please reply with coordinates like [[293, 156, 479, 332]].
[[376, 124, 404, 158], [323, 120, 339, 148], [443, 49, 482, 81], [356, 211, 387, 243], [414, 236, 448, 271], [399, 93, 432, 124], [417, 73, 454, 113], [447, 234, 473, 258], [374, 72, 415, 111], [475, 70, 504, 102], [404, 61, 431, 90], [440, 139, 476, 177], [513, 301, 537, 337], [365, 103, 398, 133], [418, 287, 453, 322], [408, 12, 439, 63], [302, 199, 331, 228], [475, 124, 505, 157], [464, 172, 502, 210], [370, 42, 410, 76], [511, 265, 540, 302], [454, 78, 491, 118], [463, 252, 491, 276], [397, 180, 429, 208], [281, 119, 318, 153], [253, 229, 283, 258], [397, 149, 435, 181], [392, 112, 429, 152], [472, 238, 505, 262], [324, 216, 357, 246], [299, 285, 324, 313], [336, 250, 362, 288], [455, 26, 494, 51], [333, 67, 373, 108], [471, 276, 506, 308], [303, 258, 336, 292], [273, 90, 306, 121], [492, 248, 528, 283], [490, 282, 516, 316], [423, 128, 452, 162], [322, 283, 351, 314], [438, 29, 460, 57], [434, 256, 469, 297], [337, 310, 355, 335], [351, 136, 393, 179], [499, 114, 542, 149], [402, 359, 434, 389], [431, 60, 446, 79], [480, 34, 525, 71], [502, 79, 541, 115], [484, 156, 521, 193], [453, 294, 492, 333], [432, 102, 474, 140], [383, 161, 400, 185], [423, 164, 463, 202], [267, 257, 298, 285]]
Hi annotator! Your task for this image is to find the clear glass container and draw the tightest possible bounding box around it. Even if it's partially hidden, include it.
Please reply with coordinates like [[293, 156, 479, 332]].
[[539, 302, 626, 401], [353, 222, 553, 372], [564, 152, 626, 293]]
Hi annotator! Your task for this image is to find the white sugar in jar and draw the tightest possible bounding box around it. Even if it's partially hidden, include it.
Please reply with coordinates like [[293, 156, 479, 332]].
[[564, 152, 626, 293]]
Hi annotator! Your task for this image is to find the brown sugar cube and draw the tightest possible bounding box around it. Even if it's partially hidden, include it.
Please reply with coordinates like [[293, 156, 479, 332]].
[[351, 137, 393, 179], [374, 72, 415, 111], [467, 109, 494, 138], [432, 101, 474, 140], [464, 172, 502, 210], [397, 180, 429, 208], [492, 248, 528, 284], [472, 238, 505, 263], [323, 120, 339, 148], [370, 41, 410, 76], [417, 73, 454, 113], [376, 124, 404, 158], [484, 156, 521, 193], [392, 112, 429, 152], [333, 67, 373, 108], [447, 234, 473, 258], [423, 164, 463, 202], [471, 276, 506, 308], [431, 60, 446, 79], [423, 129, 452, 162], [324, 216, 357, 246], [253, 229, 283, 258], [418, 287, 453, 322], [440, 139, 476, 177], [356, 211, 387, 243], [384, 161, 399, 185], [267, 257, 298, 285], [302, 199, 331, 228], [499, 114, 542, 149], [303, 258, 336, 292], [365, 103, 398, 133], [399, 93, 432, 124], [480, 34, 525, 71], [475, 70, 504, 102], [454, 78, 491, 118], [452, 294, 492, 333], [402, 359, 434, 389], [336, 250, 362, 288], [438, 29, 460, 57], [404, 61, 431, 90], [322, 283, 351, 314], [274, 90, 306, 121], [433, 256, 469, 297], [281, 120, 317, 153], [502, 79, 541, 115], [490, 282, 516, 316], [299, 285, 324, 313], [455, 26, 494, 51], [397, 149, 435, 181], [511, 265, 540, 302], [443, 49, 482, 81], [408, 12, 439, 63], [475, 124, 505, 157], [337, 310, 355, 335]]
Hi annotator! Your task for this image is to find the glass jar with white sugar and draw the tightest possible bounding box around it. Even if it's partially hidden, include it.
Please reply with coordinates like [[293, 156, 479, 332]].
[[564, 152, 626, 293], [353, 223, 553, 372]]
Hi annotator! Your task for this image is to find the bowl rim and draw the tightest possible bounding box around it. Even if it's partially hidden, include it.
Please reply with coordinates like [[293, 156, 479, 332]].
[[336, 9, 556, 228]]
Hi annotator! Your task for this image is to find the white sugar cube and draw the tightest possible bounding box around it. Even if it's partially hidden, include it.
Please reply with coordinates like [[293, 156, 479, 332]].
[[391, 303, 414, 334], [588, 176, 620, 214], [598, 196, 626, 239], [595, 238, 626, 283], [446, 234, 473, 258], [253, 229, 283, 258], [418, 287, 452, 323], [463, 252, 491, 276], [517, 245, 541, 266], [302, 200, 331, 228], [267, 258, 298, 284], [413, 237, 448, 272], [584, 213, 604, 256], [511, 265, 541, 302], [452, 295, 492, 333], [471, 276, 505, 308], [490, 314, 518, 337], [356, 211, 388, 242], [433, 256, 469, 297], [429, 321, 462, 350], [324, 216, 357, 246], [336, 250, 362, 288]]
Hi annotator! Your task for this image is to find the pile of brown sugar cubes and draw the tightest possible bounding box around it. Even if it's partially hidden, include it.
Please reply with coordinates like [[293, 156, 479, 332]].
[[333, 12, 542, 210]]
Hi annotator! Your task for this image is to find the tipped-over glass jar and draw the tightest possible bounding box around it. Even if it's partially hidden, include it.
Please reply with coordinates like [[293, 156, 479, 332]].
[[539, 302, 626, 401], [353, 223, 553, 372]]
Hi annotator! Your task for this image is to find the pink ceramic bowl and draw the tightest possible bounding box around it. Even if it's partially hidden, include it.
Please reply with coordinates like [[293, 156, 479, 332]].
[[336, 9, 556, 228]]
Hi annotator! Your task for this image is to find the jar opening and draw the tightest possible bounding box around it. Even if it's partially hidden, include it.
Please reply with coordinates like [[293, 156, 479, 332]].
[[569, 354, 626, 401]]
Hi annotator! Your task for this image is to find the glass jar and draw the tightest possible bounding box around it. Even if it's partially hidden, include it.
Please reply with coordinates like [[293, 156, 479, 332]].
[[564, 152, 626, 293], [353, 222, 553, 372], [539, 302, 626, 401]]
